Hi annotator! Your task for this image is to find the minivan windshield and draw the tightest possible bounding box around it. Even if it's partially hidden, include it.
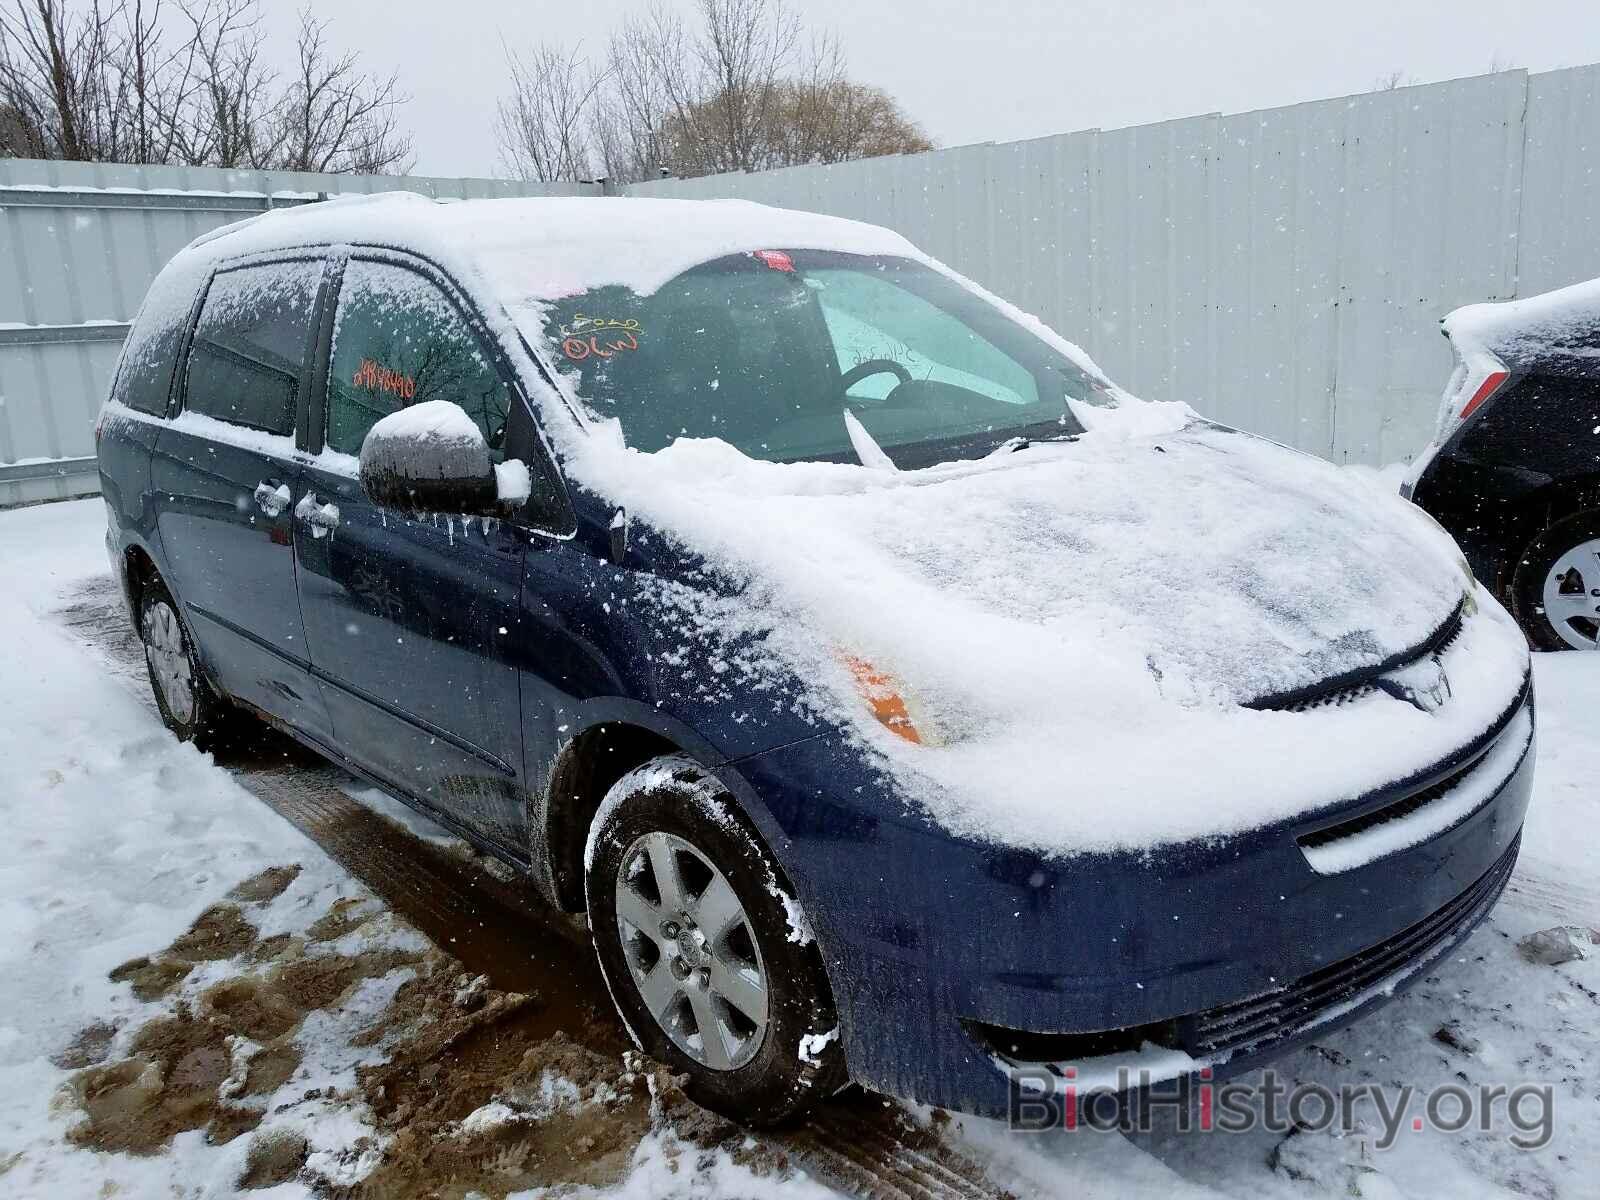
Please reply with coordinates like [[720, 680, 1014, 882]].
[[539, 250, 1112, 464]]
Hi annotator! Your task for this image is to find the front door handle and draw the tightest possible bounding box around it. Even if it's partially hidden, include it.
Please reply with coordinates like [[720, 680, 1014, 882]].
[[253, 479, 291, 517], [294, 492, 341, 538]]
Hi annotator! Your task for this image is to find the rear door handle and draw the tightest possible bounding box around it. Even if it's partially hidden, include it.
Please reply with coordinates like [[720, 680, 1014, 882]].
[[253, 479, 291, 517], [294, 492, 341, 538]]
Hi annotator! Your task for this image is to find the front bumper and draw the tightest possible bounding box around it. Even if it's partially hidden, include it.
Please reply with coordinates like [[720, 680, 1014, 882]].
[[739, 680, 1535, 1118]]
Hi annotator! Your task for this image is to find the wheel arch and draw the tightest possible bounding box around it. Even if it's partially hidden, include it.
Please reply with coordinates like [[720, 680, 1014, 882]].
[[120, 540, 162, 623], [1470, 471, 1600, 601], [534, 701, 802, 916]]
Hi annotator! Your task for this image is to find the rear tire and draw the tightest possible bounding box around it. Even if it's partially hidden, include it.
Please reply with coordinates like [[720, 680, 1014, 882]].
[[137, 579, 253, 747], [584, 754, 845, 1127], [1511, 510, 1600, 651]]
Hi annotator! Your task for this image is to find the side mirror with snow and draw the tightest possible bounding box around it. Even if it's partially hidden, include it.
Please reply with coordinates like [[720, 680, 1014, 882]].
[[359, 400, 504, 514]]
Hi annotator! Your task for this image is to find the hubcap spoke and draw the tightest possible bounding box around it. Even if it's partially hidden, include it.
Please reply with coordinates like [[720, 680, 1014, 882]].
[[1548, 592, 1594, 620], [635, 960, 683, 1024], [616, 879, 663, 936], [686, 986, 734, 1070], [693, 875, 743, 943], [707, 956, 766, 1024], [645, 833, 689, 912]]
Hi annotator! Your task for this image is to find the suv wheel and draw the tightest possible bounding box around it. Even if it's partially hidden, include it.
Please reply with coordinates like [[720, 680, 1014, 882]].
[[584, 754, 845, 1127], [137, 580, 250, 745], [1512, 510, 1600, 651]]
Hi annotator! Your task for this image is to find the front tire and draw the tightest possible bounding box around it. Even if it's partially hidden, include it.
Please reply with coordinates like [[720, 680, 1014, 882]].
[[1512, 510, 1600, 651], [584, 754, 845, 1127], [137, 580, 249, 747]]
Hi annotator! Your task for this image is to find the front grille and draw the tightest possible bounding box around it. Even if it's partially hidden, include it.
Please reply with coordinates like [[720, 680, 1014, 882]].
[[1278, 681, 1377, 713], [1298, 755, 1479, 850], [1184, 834, 1519, 1056], [1249, 602, 1465, 714], [1296, 684, 1529, 859]]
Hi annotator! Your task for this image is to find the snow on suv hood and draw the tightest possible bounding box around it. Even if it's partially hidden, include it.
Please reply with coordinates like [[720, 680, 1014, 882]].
[[576, 410, 1530, 855]]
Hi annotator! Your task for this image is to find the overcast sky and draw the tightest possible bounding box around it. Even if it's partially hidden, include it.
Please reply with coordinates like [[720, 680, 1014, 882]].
[[262, 0, 1600, 178]]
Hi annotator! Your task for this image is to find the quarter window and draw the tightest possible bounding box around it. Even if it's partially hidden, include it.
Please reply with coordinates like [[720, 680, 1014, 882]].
[[115, 260, 209, 416], [325, 260, 510, 459], [183, 260, 321, 434]]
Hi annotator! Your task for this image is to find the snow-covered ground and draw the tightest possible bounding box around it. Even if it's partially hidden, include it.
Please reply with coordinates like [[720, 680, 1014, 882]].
[[1, 495, 1596, 1199]]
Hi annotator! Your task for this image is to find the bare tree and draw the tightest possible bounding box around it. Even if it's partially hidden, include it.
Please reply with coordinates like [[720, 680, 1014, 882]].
[[691, 0, 803, 172], [494, 41, 605, 182], [496, 0, 930, 185], [0, 99, 26, 151], [0, 0, 120, 160], [0, 0, 412, 172], [267, 8, 410, 174], [166, 0, 270, 167], [587, 6, 685, 181]]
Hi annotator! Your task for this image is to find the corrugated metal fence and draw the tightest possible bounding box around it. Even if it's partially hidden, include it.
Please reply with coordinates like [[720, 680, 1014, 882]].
[[4, 64, 1600, 505], [0, 158, 594, 505], [633, 64, 1600, 468]]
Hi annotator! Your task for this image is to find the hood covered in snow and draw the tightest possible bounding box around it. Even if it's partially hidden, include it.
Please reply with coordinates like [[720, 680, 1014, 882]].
[[612, 419, 1468, 708], [574, 412, 1528, 855]]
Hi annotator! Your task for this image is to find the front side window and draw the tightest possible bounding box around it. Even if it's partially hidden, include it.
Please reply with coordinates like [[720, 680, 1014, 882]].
[[183, 260, 322, 434], [326, 260, 510, 459], [539, 250, 1109, 464]]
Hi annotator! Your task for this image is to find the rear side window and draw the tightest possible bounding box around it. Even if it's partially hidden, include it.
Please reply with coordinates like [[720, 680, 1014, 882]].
[[183, 260, 322, 435], [113, 259, 209, 416], [325, 260, 510, 458]]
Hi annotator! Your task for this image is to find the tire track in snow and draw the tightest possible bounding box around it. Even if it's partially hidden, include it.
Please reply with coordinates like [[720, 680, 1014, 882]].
[[54, 575, 1011, 1200]]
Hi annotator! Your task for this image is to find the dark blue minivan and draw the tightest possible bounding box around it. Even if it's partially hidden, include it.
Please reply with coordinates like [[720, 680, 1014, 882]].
[[97, 194, 1535, 1126]]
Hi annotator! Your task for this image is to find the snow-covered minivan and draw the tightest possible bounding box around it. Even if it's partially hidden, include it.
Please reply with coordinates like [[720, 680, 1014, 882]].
[[97, 194, 1535, 1126]]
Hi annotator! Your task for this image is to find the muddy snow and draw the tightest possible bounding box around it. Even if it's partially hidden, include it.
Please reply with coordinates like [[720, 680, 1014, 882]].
[[2, 496, 1598, 1199]]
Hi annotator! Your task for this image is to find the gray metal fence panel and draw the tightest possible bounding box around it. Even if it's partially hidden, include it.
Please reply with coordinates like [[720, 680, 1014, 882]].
[[7, 65, 1600, 508], [631, 65, 1600, 469], [1519, 63, 1600, 297], [0, 159, 595, 506]]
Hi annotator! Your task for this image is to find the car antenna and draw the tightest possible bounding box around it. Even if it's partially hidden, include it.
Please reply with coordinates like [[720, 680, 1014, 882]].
[[842, 409, 898, 471]]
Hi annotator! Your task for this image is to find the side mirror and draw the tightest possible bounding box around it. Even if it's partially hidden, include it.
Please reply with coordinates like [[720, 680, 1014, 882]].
[[359, 400, 498, 513]]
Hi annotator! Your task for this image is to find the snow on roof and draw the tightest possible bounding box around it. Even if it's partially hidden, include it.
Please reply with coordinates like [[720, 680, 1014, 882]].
[[1444, 275, 1600, 360], [182, 191, 920, 301]]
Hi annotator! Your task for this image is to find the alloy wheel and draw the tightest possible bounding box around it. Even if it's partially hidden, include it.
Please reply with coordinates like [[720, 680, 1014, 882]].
[[1540, 536, 1600, 650], [614, 830, 769, 1071], [142, 599, 197, 721]]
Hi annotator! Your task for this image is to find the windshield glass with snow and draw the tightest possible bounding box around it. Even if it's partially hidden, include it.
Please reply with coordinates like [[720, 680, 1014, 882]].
[[540, 250, 1111, 463]]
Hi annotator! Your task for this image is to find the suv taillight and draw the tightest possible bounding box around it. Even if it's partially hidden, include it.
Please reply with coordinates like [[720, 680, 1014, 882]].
[[1458, 366, 1509, 421], [1434, 347, 1508, 440]]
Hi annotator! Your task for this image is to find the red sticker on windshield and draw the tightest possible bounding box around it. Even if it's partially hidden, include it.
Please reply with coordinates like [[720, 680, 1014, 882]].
[[751, 249, 795, 273]]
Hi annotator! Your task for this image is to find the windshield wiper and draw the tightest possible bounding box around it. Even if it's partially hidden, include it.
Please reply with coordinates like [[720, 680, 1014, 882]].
[[843, 409, 898, 471], [986, 436, 1031, 457]]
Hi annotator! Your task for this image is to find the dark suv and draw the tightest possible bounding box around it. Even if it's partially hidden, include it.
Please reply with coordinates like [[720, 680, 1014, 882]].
[[1405, 278, 1600, 650], [99, 194, 1534, 1127]]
